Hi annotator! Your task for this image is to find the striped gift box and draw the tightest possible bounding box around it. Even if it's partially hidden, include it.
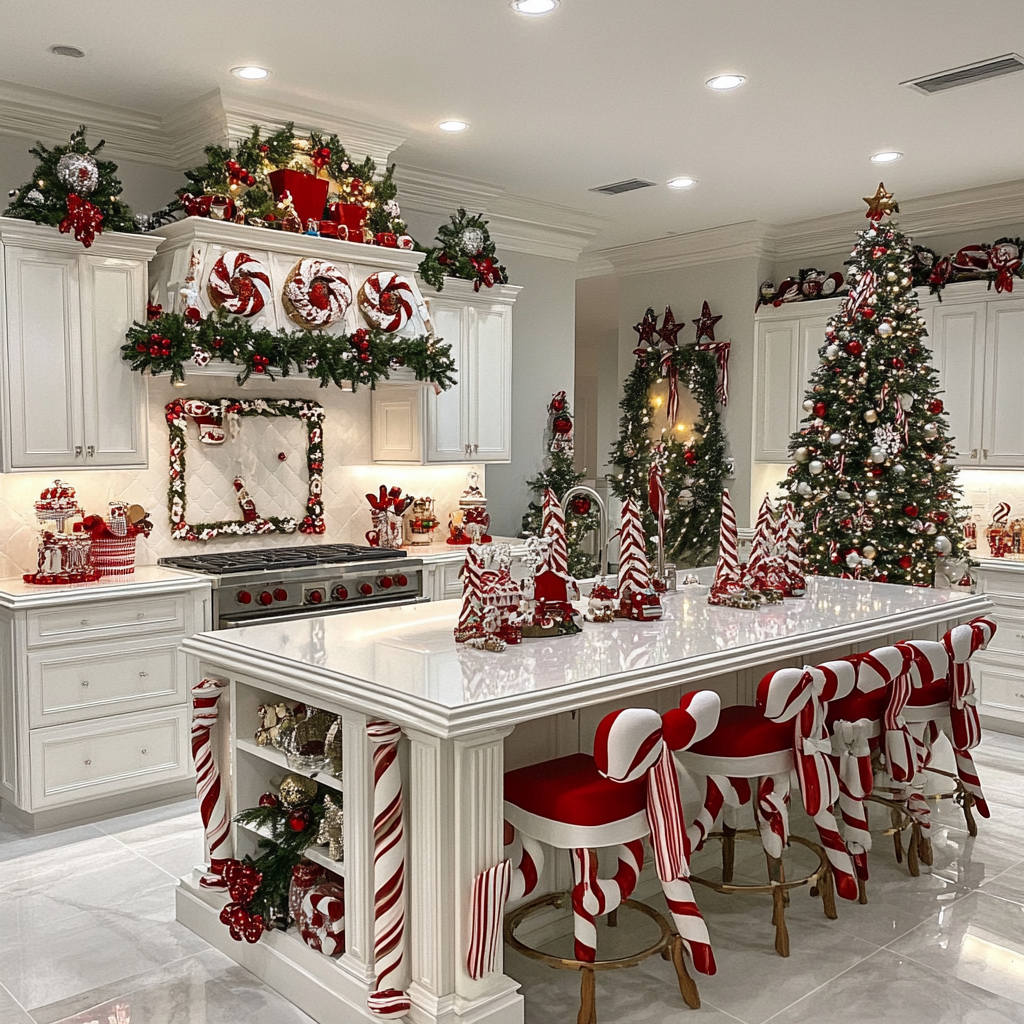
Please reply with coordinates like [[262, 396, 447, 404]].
[[92, 535, 137, 576]]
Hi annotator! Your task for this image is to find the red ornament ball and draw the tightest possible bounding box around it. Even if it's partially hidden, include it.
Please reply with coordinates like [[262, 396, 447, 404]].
[[845, 340, 863, 357], [899, 554, 913, 569], [871, 246, 888, 259], [871, 466, 884, 476], [550, 397, 566, 413], [552, 416, 573, 435], [904, 504, 919, 517], [684, 450, 698, 467], [813, 401, 827, 418], [861, 308, 875, 320], [258, 792, 279, 808], [288, 812, 309, 832], [891, 357, 905, 369], [569, 495, 592, 516], [928, 399, 944, 414]]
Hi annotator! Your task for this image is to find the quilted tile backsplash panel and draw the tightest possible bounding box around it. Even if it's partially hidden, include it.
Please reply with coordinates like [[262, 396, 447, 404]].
[[0, 376, 481, 578]]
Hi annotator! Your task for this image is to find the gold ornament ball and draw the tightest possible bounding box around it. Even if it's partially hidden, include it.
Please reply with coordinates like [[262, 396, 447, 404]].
[[279, 773, 318, 808], [862, 543, 877, 559], [864, 409, 878, 423]]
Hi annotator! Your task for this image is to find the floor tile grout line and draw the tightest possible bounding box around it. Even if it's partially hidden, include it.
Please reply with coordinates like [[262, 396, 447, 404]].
[[96, 827, 200, 883], [0, 979, 32, 1016], [881, 942, 1024, 1008]]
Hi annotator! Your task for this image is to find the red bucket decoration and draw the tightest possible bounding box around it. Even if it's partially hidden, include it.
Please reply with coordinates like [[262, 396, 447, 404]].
[[328, 202, 369, 241], [268, 169, 330, 226], [92, 535, 137, 577]]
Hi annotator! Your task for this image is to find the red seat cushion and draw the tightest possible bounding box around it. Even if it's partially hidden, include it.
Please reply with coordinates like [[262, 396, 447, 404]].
[[907, 677, 950, 708], [827, 688, 888, 726], [687, 705, 791, 758], [504, 753, 647, 827]]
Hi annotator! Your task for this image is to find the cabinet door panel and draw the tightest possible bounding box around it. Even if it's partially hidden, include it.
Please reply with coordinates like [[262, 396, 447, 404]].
[[471, 307, 512, 461], [982, 300, 1024, 466], [753, 319, 800, 462], [79, 258, 148, 467], [926, 302, 986, 464], [2, 249, 83, 468], [426, 301, 469, 462]]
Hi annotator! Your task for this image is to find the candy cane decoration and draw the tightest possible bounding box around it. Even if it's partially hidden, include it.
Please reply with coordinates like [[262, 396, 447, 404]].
[[541, 487, 569, 576], [615, 497, 650, 605], [831, 718, 875, 881], [780, 502, 807, 595], [571, 841, 644, 963], [648, 444, 667, 579], [367, 720, 409, 1019], [466, 860, 512, 981], [713, 489, 741, 587], [695, 340, 731, 406], [191, 677, 230, 888], [753, 773, 790, 860], [745, 495, 775, 584], [454, 545, 485, 642]]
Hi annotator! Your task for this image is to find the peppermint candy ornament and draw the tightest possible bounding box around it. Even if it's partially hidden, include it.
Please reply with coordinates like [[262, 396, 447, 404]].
[[283, 259, 352, 330], [301, 883, 345, 956], [359, 272, 415, 333], [208, 251, 272, 317]]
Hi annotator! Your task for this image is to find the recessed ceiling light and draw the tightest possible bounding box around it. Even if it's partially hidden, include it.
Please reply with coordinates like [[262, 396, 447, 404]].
[[438, 120, 469, 133], [871, 150, 903, 163], [706, 74, 746, 91], [231, 66, 270, 80], [511, 0, 559, 14], [49, 44, 85, 58], [667, 177, 698, 190]]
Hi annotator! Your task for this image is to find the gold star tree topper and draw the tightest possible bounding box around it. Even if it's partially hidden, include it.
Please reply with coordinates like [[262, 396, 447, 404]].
[[863, 183, 899, 222]]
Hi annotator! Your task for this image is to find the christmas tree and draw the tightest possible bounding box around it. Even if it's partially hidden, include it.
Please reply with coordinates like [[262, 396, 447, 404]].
[[782, 184, 964, 586], [4, 126, 136, 246], [522, 392, 600, 578]]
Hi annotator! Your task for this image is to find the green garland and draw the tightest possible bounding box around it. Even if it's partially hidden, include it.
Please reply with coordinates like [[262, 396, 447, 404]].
[[4, 125, 137, 235], [125, 309, 456, 391], [608, 335, 727, 568], [176, 122, 405, 235], [234, 801, 327, 925], [166, 397, 325, 541], [418, 209, 509, 292]]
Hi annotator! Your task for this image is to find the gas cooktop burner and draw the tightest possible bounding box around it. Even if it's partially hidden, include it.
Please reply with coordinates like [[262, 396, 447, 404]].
[[159, 543, 407, 576]]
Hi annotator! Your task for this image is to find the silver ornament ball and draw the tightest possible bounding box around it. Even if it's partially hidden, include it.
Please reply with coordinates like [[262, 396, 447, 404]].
[[893, 463, 906, 475], [871, 447, 886, 464], [866, 489, 879, 503], [808, 459, 824, 476], [802, 399, 815, 413], [25, 189, 44, 205], [56, 152, 99, 196], [794, 446, 810, 463], [825, 345, 839, 359], [459, 226, 485, 255], [933, 534, 952, 556], [829, 432, 844, 446], [846, 552, 861, 567], [877, 321, 893, 337]]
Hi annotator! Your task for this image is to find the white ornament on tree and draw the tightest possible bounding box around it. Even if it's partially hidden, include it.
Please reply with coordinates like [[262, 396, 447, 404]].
[[794, 447, 810, 463], [934, 534, 952, 555], [808, 460, 824, 475]]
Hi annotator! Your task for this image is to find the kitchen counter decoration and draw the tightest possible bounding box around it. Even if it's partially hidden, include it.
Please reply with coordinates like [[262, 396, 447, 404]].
[[404, 496, 439, 545], [613, 497, 662, 620], [417, 208, 509, 293], [124, 308, 456, 392], [23, 480, 100, 584], [447, 471, 492, 545], [166, 397, 325, 541], [4, 125, 137, 247], [173, 122, 406, 242], [609, 305, 728, 569], [756, 268, 848, 310], [365, 485, 413, 548], [986, 502, 1023, 559], [82, 501, 153, 576]]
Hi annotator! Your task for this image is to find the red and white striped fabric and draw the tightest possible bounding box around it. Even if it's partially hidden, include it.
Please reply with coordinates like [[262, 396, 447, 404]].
[[505, 824, 545, 902], [466, 859, 513, 980], [190, 678, 230, 888], [831, 719, 875, 879], [367, 719, 409, 1019], [943, 617, 997, 751], [92, 535, 137, 576], [648, 446, 667, 559], [571, 841, 644, 962], [685, 774, 751, 855], [541, 488, 569, 576], [616, 498, 650, 602], [745, 495, 775, 583], [757, 662, 858, 901], [753, 773, 791, 860]]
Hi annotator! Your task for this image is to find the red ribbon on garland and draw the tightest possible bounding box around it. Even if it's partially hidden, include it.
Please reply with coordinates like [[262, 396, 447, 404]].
[[988, 243, 1021, 294], [470, 255, 501, 291], [659, 348, 680, 425], [59, 194, 104, 248], [696, 341, 731, 406]]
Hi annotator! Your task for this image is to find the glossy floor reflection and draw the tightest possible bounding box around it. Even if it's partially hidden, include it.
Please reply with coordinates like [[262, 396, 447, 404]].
[[0, 735, 1021, 1024]]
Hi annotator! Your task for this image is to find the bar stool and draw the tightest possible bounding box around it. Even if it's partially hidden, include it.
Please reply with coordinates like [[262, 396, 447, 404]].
[[676, 661, 859, 957], [824, 644, 921, 898], [502, 692, 720, 1023], [899, 617, 997, 845]]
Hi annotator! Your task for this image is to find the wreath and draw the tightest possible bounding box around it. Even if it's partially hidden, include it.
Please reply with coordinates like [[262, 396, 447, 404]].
[[126, 310, 456, 391], [175, 122, 404, 236], [166, 397, 325, 541], [418, 208, 509, 292], [608, 326, 728, 568]]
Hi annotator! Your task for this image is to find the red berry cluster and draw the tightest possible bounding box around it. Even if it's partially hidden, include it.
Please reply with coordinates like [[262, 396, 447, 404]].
[[251, 354, 271, 374], [218, 859, 265, 943], [224, 159, 257, 187], [139, 332, 173, 358]]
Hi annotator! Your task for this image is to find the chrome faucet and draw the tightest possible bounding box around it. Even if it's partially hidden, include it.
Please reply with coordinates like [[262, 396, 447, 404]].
[[561, 485, 609, 578]]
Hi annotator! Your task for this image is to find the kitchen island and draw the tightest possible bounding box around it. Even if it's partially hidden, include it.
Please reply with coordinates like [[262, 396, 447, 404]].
[[176, 576, 991, 1024]]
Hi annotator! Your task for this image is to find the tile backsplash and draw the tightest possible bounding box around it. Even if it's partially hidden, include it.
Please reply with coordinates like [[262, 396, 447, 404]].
[[0, 376, 484, 579]]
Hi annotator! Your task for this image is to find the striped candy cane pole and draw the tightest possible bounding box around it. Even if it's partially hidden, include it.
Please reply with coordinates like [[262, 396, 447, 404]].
[[541, 488, 569, 576], [715, 490, 741, 585], [367, 720, 409, 1019], [191, 677, 230, 888], [616, 497, 651, 603], [505, 823, 545, 901], [753, 773, 790, 860], [570, 841, 644, 962], [831, 718, 875, 879], [745, 494, 775, 583]]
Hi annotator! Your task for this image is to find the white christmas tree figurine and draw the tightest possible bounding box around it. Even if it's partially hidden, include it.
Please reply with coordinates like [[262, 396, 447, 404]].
[[616, 497, 661, 620], [454, 544, 486, 643]]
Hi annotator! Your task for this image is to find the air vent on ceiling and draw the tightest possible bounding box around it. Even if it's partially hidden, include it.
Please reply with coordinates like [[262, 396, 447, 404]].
[[902, 53, 1024, 94], [49, 44, 85, 58], [589, 179, 657, 196]]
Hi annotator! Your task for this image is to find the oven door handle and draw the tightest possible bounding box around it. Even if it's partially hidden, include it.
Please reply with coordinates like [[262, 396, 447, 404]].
[[218, 594, 430, 629]]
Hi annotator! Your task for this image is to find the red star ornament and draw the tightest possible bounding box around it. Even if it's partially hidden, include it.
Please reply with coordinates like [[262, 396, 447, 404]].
[[692, 301, 723, 342], [656, 305, 686, 348], [633, 307, 658, 347]]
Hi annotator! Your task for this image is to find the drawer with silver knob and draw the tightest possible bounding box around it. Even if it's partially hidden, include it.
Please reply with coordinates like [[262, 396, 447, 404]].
[[28, 637, 185, 727], [27, 594, 188, 647]]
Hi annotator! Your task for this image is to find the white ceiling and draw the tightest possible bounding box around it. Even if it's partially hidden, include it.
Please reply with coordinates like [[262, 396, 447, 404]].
[[3, 0, 1023, 251]]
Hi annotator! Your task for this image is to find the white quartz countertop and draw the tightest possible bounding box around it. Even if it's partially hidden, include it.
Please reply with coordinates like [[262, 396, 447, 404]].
[[183, 577, 992, 738], [412, 536, 527, 565], [0, 565, 210, 609], [974, 557, 1024, 574]]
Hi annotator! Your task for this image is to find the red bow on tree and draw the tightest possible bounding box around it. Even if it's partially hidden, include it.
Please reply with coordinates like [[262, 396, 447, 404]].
[[470, 255, 501, 291], [988, 243, 1021, 294], [312, 146, 332, 173], [59, 194, 104, 248]]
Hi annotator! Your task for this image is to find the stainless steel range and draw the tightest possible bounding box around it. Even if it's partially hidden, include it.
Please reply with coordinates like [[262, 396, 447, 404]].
[[159, 544, 426, 629]]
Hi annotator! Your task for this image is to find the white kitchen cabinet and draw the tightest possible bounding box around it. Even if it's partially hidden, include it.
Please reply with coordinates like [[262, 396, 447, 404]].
[[372, 279, 519, 464], [973, 562, 1024, 734], [0, 219, 159, 472], [752, 284, 1024, 470], [0, 569, 210, 826]]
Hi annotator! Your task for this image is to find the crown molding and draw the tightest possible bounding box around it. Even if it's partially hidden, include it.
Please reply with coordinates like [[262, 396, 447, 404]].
[[595, 220, 773, 278], [396, 164, 605, 262]]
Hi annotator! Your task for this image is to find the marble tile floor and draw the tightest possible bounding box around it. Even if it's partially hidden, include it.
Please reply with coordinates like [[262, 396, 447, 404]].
[[0, 734, 1022, 1024]]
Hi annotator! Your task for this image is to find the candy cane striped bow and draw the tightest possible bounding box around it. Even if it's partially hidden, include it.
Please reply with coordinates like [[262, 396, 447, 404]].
[[942, 617, 997, 751]]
